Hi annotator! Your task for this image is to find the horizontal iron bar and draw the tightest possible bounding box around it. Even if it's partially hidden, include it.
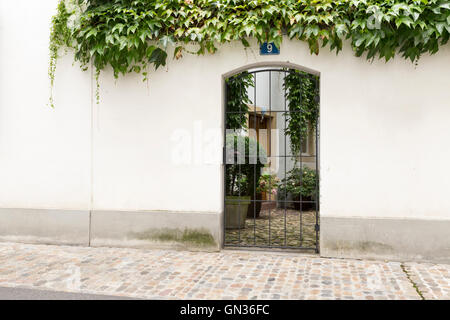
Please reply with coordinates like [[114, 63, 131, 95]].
[[224, 199, 318, 203], [224, 155, 317, 158], [242, 223, 319, 229], [228, 69, 317, 80], [223, 244, 317, 250], [225, 110, 314, 114]]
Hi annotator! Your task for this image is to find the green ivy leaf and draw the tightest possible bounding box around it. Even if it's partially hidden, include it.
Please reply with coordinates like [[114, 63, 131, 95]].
[[436, 22, 446, 34], [149, 47, 167, 70], [335, 24, 348, 39], [395, 16, 413, 28], [86, 28, 98, 39], [111, 23, 124, 34], [241, 38, 250, 47]]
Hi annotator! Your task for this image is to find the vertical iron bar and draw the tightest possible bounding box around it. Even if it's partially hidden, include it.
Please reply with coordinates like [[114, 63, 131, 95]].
[[253, 72, 257, 246], [238, 76, 242, 245], [224, 77, 227, 246], [268, 71, 271, 247], [299, 72, 303, 247], [283, 71, 287, 247], [315, 75, 320, 253]]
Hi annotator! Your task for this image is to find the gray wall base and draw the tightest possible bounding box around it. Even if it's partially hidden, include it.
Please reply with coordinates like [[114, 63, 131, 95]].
[[90, 210, 221, 251], [0, 208, 221, 251], [2, 208, 449, 263], [0, 208, 90, 246], [321, 216, 450, 264]]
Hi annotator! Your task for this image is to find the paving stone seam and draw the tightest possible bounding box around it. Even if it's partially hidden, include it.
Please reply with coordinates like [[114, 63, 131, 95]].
[[400, 263, 425, 300]]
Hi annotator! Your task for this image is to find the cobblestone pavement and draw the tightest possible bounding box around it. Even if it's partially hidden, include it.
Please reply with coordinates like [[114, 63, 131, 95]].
[[225, 209, 317, 248], [403, 263, 450, 300], [0, 242, 448, 300]]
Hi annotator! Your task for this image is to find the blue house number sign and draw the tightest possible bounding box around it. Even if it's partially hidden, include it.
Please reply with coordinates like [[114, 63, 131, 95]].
[[260, 42, 280, 55]]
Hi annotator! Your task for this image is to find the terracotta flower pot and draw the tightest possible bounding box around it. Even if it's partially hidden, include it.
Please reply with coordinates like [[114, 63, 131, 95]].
[[225, 196, 251, 229]]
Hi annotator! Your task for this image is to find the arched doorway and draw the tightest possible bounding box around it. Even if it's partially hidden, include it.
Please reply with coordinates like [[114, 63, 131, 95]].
[[223, 66, 320, 252]]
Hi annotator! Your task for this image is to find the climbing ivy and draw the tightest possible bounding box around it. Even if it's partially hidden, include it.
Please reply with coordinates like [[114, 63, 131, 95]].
[[225, 72, 254, 130], [283, 70, 319, 155], [49, 1, 75, 107], [49, 0, 450, 105]]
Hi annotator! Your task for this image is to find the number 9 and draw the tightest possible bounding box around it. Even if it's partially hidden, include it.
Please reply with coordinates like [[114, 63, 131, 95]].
[[267, 43, 272, 53]]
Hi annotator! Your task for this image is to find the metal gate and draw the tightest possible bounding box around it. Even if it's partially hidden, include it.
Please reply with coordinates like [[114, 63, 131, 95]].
[[223, 68, 320, 252]]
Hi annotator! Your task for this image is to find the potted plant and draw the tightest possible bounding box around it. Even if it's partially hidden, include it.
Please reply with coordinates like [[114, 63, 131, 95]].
[[225, 167, 251, 229], [225, 134, 266, 228], [277, 167, 317, 211]]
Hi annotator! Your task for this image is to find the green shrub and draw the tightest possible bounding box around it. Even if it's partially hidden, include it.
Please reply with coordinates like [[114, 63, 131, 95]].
[[277, 166, 318, 201], [225, 134, 267, 197]]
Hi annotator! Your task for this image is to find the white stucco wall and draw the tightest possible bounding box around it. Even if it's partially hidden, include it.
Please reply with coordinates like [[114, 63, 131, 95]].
[[0, 0, 92, 210], [1, 0, 450, 221]]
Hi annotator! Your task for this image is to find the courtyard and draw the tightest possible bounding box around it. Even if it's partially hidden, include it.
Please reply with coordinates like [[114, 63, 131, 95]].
[[225, 207, 317, 249], [0, 242, 448, 300]]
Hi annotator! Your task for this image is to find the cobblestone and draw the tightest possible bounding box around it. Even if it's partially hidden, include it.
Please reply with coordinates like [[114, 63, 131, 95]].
[[403, 262, 450, 300], [225, 209, 317, 248], [0, 242, 447, 300]]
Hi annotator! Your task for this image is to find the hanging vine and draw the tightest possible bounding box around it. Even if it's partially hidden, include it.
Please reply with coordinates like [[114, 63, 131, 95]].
[[283, 71, 319, 156], [49, 1, 75, 107], [49, 0, 450, 106], [225, 72, 254, 130]]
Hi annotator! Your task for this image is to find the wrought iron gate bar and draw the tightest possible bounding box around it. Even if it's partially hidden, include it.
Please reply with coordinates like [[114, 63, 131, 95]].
[[268, 70, 272, 247], [314, 76, 321, 253], [227, 245, 318, 251], [253, 72, 257, 246], [284, 70, 288, 248], [224, 155, 318, 158], [221, 200, 318, 203], [225, 110, 314, 114], [299, 73, 303, 248], [228, 68, 316, 80]]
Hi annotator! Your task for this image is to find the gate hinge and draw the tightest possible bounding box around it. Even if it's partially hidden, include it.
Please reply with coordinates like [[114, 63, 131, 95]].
[[315, 224, 320, 232]]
